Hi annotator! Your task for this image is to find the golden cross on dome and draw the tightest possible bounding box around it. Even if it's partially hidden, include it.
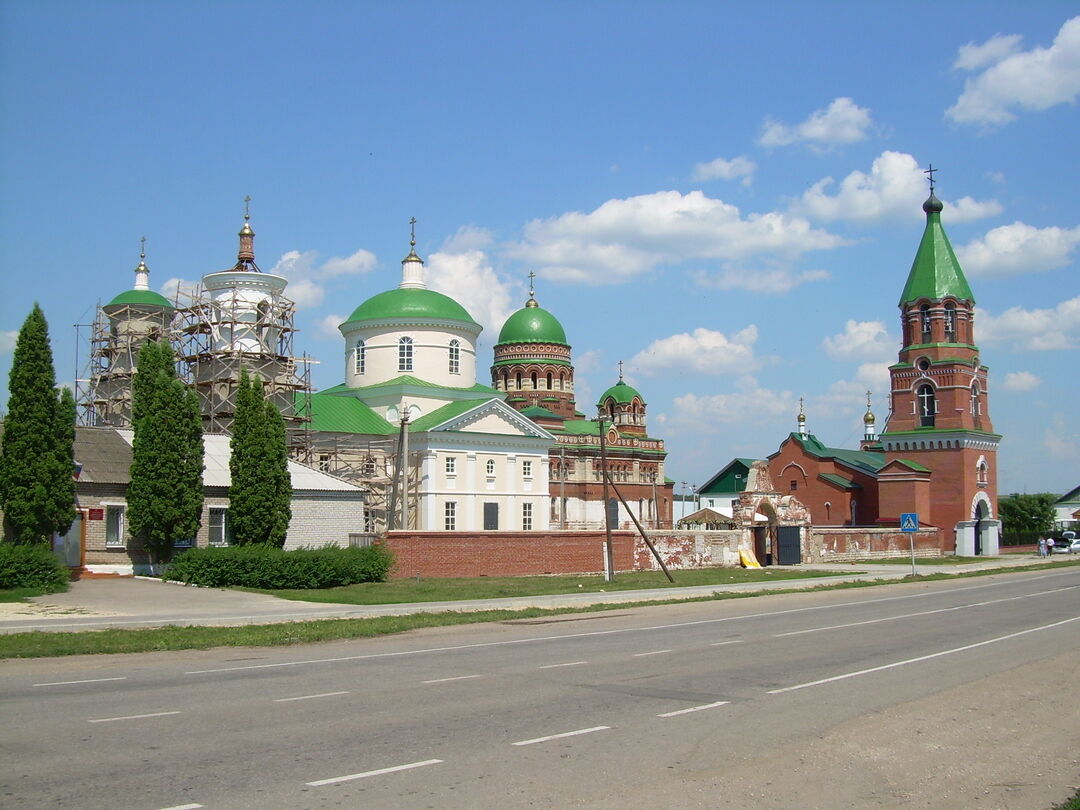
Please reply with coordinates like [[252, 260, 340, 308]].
[[618, 360, 624, 381], [243, 194, 251, 222], [923, 164, 937, 193], [409, 217, 417, 247], [140, 235, 146, 259], [866, 389, 872, 409], [528, 271, 536, 297]]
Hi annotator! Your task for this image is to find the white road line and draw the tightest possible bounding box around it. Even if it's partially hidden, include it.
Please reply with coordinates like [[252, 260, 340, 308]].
[[658, 700, 730, 717], [306, 759, 443, 786], [157, 804, 203, 810], [88, 711, 181, 723], [774, 587, 1072, 638], [34, 677, 128, 687], [768, 614, 1080, 694], [537, 660, 587, 669], [273, 691, 349, 702], [422, 675, 483, 684], [633, 649, 673, 657], [512, 726, 611, 746], [710, 640, 744, 647], [183, 573, 1073, 675]]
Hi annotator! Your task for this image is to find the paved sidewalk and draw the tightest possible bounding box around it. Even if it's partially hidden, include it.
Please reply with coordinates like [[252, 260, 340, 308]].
[[0, 554, 1062, 634]]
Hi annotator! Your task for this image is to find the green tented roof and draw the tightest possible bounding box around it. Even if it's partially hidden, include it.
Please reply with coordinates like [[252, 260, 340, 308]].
[[899, 195, 974, 305], [597, 379, 645, 406], [341, 288, 479, 328], [496, 303, 568, 346], [295, 393, 395, 435], [106, 289, 174, 309]]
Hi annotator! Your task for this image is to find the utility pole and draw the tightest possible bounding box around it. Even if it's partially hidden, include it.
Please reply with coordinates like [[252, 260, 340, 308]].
[[399, 406, 410, 530], [598, 416, 615, 582], [559, 444, 566, 529]]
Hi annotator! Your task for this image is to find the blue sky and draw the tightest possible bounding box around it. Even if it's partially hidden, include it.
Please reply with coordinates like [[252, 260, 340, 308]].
[[2, 1, 1078, 497]]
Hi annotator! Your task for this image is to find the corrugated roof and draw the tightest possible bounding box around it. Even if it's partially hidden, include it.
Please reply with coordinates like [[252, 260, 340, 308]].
[[296, 393, 395, 435], [321, 376, 500, 397], [818, 472, 862, 490]]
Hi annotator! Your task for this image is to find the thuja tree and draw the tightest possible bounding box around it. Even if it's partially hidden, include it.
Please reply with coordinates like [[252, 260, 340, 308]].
[[0, 304, 76, 544], [229, 371, 291, 546], [127, 340, 204, 563]]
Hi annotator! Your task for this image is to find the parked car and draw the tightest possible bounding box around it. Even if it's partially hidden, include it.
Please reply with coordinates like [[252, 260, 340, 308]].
[[1051, 531, 1078, 554]]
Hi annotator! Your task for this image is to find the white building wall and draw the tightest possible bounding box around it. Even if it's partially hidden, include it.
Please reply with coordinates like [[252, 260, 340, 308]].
[[283, 493, 368, 549], [342, 324, 479, 389]]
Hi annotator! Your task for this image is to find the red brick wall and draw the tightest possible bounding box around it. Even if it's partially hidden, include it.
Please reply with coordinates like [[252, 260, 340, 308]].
[[769, 439, 880, 525], [382, 530, 636, 578]]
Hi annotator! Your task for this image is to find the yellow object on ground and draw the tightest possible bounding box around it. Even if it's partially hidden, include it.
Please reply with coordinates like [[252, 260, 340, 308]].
[[740, 548, 761, 568]]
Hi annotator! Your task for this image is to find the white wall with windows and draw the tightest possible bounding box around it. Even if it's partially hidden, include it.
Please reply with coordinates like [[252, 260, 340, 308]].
[[340, 323, 480, 389]]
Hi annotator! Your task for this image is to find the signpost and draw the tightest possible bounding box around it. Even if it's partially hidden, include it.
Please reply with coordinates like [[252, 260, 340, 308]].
[[900, 512, 919, 576]]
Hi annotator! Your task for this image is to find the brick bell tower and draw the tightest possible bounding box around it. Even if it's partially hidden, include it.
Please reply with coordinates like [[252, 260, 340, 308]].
[[879, 175, 1001, 555]]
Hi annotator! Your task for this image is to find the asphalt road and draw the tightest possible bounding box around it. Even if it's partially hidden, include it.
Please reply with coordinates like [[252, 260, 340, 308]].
[[3, 568, 1079, 809]]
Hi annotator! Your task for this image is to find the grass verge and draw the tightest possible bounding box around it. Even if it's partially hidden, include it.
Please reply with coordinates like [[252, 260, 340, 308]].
[[1, 558, 1076, 660], [0, 586, 55, 602]]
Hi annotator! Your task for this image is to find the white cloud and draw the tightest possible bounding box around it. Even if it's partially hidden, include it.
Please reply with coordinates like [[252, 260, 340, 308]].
[[315, 313, 347, 340], [663, 376, 796, 432], [947, 17, 1080, 125], [441, 225, 494, 253], [814, 363, 891, 429], [821, 320, 894, 360], [1043, 412, 1080, 460], [270, 246, 378, 309], [692, 266, 829, 294], [692, 155, 756, 185], [795, 151, 1002, 224], [976, 295, 1080, 350], [158, 277, 199, 303], [511, 190, 845, 285], [321, 248, 376, 278], [631, 325, 761, 377], [1001, 371, 1042, 392], [573, 348, 603, 409], [1, 330, 18, 356], [759, 97, 874, 147], [427, 249, 517, 337], [284, 278, 326, 309], [957, 222, 1080, 278]]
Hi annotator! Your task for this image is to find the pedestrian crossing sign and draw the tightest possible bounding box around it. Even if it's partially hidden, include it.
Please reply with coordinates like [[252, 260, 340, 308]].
[[900, 513, 919, 532]]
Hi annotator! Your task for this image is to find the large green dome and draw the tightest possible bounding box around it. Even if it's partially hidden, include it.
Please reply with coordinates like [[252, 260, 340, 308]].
[[341, 288, 479, 328], [106, 289, 174, 309], [497, 303, 568, 346], [598, 379, 645, 406]]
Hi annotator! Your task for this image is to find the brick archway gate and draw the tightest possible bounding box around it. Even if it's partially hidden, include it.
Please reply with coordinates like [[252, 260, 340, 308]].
[[733, 461, 811, 565]]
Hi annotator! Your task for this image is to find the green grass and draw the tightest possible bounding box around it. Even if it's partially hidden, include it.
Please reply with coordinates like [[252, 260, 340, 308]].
[[239, 566, 849, 605], [855, 555, 987, 565], [1053, 787, 1080, 810], [0, 586, 57, 602]]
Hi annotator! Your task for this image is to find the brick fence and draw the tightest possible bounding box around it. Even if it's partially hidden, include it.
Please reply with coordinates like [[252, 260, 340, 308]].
[[382, 530, 637, 578], [808, 526, 944, 563]]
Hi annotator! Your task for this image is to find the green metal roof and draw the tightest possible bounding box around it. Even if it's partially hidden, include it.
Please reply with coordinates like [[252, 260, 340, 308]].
[[496, 303, 568, 346], [794, 433, 887, 474], [818, 472, 862, 490], [521, 405, 560, 419], [106, 289, 175, 309], [700, 458, 760, 494], [342, 288, 479, 328], [597, 379, 645, 406], [321, 376, 500, 397], [295, 393, 395, 435], [899, 194, 974, 306], [554, 419, 601, 436], [407, 399, 500, 432]]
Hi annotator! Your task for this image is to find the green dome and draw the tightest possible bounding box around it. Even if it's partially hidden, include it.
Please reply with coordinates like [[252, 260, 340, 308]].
[[106, 289, 174, 309], [598, 379, 645, 406], [342, 288, 479, 328], [497, 303, 568, 345]]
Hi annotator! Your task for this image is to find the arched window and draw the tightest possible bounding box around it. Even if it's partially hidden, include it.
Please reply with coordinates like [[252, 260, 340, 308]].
[[546, 371, 553, 390], [398, 336, 413, 372], [485, 459, 495, 476], [354, 339, 365, 375], [977, 459, 989, 485], [919, 304, 931, 340], [559, 371, 566, 391], [531, 372, 538, 390], [448, 339, 460, 374], [944, 302, 957, 342], [970, 383, 981, 416], [514, 371, 522, 390], [917, 383, 936, 427]]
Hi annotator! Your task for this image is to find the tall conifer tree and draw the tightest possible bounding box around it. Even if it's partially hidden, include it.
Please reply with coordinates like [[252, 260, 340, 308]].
[[127, 340, 204, 563], [0, 304, 75, 544]]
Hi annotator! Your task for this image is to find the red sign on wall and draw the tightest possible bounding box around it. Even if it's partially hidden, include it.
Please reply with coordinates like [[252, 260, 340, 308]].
[[88, 508, 104, 521]]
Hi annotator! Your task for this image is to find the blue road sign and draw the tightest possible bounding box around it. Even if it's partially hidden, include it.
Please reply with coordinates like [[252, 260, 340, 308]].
[[900, 513, 919, 532]]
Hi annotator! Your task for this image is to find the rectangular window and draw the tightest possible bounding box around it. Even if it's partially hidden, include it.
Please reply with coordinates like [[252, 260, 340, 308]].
[[522, 502, 533, 530], [444, 501, 457, 531], [448, 340, 460, 374], [445, 456, 456, 476], [522, 459, 532, 479], [209, 508, 232, 547], [105, 506, 125, 548]]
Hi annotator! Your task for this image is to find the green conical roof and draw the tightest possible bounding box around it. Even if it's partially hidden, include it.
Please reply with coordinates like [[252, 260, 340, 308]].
[[341, 288, 479, 328], [597, 379, 644, 406], [899, 193, 974, 306], [106, 289, 174, 309], [496, 299, 568, 346]]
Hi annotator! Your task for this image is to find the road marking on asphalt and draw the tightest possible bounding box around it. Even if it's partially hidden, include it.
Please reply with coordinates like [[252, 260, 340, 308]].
[[768, 614, 1080, 694], [306, 759, 443, 786], [633, 649, 673, 657], [512, 726, 611, 746], [34, 677, 128, 687], [710, 640, 744, 647], [657, 701, 730, 717], [157, 804, 203, 810], [422, 674, 484, 684], [773, 586, 1073, 638], [273, 691, 349, 702], [537, 660, 587, 669], [182, 573, 1074, 675], [88, 711, 181, 723]]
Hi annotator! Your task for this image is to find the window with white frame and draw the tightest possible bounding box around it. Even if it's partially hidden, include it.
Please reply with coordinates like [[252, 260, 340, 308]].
[[970, 383, 981, 416], [448, 339, 460, 374], [486, 459, 495, 476], [105, 505, 125, 548], [522, 502, 533, 530], [522, 459, 532, 479], [444, 501, 457, 531], [445, 456, 456, 476], [209, 508, 232, 547], [398, 336, 414, 372], [354, 339, 366, 374]]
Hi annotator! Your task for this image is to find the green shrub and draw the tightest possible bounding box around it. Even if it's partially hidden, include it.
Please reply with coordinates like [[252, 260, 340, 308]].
[[163, 543, 393, 589], [0, 543, 70, 592]]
